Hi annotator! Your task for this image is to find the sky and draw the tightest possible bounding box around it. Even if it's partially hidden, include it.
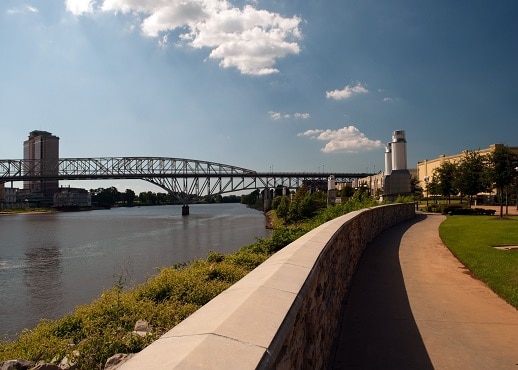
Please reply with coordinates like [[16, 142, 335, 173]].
[[1, 0, 517, 193]]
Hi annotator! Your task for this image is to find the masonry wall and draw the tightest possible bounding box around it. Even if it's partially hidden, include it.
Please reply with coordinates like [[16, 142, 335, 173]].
[[118, 203, 415, 369]]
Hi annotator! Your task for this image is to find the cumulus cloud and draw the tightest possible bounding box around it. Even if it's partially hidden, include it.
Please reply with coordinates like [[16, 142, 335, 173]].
[[325, 82, 368, 100], [65, 0, 302, 75], [298, 125, 382, 153], [66, 0, 95, 15], [269, 111, 310, 120]]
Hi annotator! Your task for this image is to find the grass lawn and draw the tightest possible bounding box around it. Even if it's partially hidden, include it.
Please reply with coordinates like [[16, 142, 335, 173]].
[[439, 215, 518, 309]]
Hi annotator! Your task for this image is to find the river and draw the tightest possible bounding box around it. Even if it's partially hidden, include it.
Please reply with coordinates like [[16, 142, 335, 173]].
[[0, 203, 269, 339]]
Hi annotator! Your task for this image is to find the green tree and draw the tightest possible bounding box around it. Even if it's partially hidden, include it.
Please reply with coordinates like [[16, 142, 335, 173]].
[[454, 150, 490, 207], [340, 185, 355, 198], [90, 187, 120, 207], [433, 161, 458, 203], [426, 175, 440, 203], [139, 191, 157, 205], [240, 190, 260, 206], [123, 189, 136, 206], [488, 145, 517, 217], [274, 196, 290, 219], [410, 176, 423, 198]]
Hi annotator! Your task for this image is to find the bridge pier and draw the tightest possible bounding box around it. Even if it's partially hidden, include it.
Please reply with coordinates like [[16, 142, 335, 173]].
[[263, 187, 271, 212], [182, 205, 189, 216], [327, 175, 337, 206]]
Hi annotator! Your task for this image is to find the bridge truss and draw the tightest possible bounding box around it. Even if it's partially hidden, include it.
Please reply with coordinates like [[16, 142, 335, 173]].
[[0, 157, 373, 202]]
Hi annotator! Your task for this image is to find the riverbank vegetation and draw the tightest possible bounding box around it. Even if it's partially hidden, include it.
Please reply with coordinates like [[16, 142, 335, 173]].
[[439, 215, 518, 309], [0, 188, 379, 369]]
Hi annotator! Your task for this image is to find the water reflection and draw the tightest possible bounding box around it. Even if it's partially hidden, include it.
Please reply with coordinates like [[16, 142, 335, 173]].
[[23, 245, 64, 317], [0, 204, 268, 338]]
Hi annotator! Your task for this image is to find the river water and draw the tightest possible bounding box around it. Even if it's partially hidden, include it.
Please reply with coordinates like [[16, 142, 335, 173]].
[[0, 204, 269, 339]]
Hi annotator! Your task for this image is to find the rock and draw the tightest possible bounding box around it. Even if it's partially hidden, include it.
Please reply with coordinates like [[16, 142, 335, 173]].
[[58, 354, 78, 370], [104, 354, 135, 370], [0, 359, 35, 370], [132, 319, 152, 337]]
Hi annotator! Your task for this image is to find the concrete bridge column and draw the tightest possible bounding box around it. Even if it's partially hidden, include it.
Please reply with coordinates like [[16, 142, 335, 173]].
[[263, 187, 271, 212], [182, 204, 189, 216]]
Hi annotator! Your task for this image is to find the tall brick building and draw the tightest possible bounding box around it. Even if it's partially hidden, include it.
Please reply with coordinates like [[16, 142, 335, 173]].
[[23, 130, 60, 202]]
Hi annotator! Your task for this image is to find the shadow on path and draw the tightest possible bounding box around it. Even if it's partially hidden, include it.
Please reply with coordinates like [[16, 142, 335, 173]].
[[330, 214, 433, 370]]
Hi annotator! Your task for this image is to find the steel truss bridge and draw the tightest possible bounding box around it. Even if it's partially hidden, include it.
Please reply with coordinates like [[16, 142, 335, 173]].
[[0, 157, 373, 209]]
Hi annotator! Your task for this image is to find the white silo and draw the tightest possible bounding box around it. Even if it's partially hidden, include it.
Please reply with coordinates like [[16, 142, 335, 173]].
[[385, 142, 392, 175], [391, 130, 407, 171]]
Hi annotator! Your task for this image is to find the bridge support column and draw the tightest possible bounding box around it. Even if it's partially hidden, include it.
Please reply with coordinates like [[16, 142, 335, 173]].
[[182, 205, 189, 216], [263, 187, 271, 212], [327, 175, 337, 206]]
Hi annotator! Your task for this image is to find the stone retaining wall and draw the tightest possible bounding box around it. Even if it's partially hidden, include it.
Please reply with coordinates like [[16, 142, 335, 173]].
[[118, 203, 415, 369]]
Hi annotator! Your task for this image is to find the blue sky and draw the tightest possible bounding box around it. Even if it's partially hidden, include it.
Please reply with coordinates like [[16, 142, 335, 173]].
[[1, 0, 517, 193]]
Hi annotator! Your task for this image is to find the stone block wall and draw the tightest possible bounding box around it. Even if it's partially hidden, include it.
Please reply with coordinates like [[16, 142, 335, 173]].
[[118, 203, 415, 369], [268, 203, 415, 368]]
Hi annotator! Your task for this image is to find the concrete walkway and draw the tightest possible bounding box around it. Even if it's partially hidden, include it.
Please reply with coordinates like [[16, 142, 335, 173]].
[[330, 213, 518, 370]]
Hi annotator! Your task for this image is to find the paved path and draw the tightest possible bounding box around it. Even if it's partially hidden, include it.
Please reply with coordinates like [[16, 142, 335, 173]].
[[331, 213, 518, 370]]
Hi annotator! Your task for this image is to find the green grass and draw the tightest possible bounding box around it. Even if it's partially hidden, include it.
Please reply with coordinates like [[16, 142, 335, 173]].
[[439, 216, 518, 309]]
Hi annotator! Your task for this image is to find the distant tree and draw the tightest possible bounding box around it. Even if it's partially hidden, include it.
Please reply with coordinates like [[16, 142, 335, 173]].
[[426, 175, 440, 203], [139, 191, 157, 205], [221, 194, 240, 203], [410, 176, 423, 198], [340, 185, 355, 198], [487, 145, 518, 217], [123, 189, 136, 206], [90, 187, 120, 207], [454, 150, 490, 207], [240, 189, 260, 206], [274, 185, 285, 198], [433, 161, 458, 203], [274, 196, 290, 219]]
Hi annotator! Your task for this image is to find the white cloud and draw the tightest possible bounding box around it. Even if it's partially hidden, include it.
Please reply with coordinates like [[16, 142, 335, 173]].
[[325, 82, 368, 100], [66, 0, 95, 15], [269, 111, 310, 120], [269, 111, 282, 120], [298, 125, 382, 153], [294, 113, 310, 119], [6, 5, 39, 14], [67, 0, 302, 75]]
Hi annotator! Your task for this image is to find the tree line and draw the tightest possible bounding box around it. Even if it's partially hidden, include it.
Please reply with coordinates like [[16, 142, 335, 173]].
[[89, 187, 244, 207], [425, 144, 518, 216]]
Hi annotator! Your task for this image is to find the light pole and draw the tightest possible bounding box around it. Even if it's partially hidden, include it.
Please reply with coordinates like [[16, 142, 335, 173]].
[[424, 176, 429, 206]]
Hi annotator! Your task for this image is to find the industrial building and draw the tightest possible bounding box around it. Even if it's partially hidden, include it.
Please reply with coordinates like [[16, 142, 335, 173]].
[[53, 187, 92, 210], [416, 144, 518, 198], [353, 130, 414, 200], [382, 130, 412, 198]]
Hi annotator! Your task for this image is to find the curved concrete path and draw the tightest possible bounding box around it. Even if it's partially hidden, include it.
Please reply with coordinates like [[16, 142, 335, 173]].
[[331, 213, 518, 369]]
